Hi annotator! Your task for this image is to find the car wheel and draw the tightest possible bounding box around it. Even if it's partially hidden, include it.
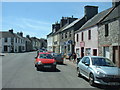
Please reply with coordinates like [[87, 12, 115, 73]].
[[89, 73, 95, 86], [36, 67, 39, 71], [77, 67, 81, 77], [61, 62, 63, 64], [52, 66, 56, 71]]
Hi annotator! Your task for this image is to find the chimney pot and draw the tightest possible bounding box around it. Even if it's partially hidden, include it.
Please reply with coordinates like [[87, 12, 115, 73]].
[[9, 29, 13, 33]]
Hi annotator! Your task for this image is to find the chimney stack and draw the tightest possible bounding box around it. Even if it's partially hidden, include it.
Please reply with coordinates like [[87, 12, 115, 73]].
[[20, 32, 23, 37], [84, 5, 98, 21], [60, 17, 68, 27], [112, 0, 120, 7], [26, 35, 30, 38], [67, 16, 78, 24], [9, 29, 13, 33]]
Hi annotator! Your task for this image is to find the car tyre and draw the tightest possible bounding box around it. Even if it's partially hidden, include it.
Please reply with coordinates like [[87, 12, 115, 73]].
[[89, 73, 95, 86], [36, 67, 39, 71], [52, 66, 56, 71], [77, 67, 81, 77], [61, 62, 63, 64]]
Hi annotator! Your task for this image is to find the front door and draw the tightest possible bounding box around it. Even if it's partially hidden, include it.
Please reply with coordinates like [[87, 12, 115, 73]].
[[113, 46, 120, 67], [81, 47, 84, 58]]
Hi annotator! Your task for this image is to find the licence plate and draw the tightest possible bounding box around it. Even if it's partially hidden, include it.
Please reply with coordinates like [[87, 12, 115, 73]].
[[44, 65, 51, 68]]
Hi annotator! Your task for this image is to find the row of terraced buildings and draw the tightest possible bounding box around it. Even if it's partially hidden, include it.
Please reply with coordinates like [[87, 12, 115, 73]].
[[47, 2, 120, 67]]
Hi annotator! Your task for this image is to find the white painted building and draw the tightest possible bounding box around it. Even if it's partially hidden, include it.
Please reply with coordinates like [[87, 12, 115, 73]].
[[47, 33, 53, 52], [75, 26, 98, 57], [0, 30, 25, 53]]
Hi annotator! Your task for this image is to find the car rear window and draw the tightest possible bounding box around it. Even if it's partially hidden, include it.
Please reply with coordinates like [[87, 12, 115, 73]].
[[39, 54, 53, 59]]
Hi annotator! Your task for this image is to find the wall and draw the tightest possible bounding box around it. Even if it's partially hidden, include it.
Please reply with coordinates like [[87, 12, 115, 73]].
[[75, 25, 98, 57], [98, 19, 119, 60]]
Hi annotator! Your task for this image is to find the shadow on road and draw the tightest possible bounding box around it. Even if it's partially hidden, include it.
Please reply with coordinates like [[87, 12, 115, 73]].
[[57, 63, 67, 66], [37, 68, 61, 72], [78, 76, 120, 89], [94, 84, 120, 89]]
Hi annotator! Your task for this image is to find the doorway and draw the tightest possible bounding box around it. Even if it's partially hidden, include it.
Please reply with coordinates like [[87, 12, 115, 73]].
[[81, 47, 84, 58], [113, 46, 120, 67]]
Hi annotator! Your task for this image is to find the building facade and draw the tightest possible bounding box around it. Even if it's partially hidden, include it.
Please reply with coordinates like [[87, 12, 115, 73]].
[[75, 6, 113, 58], [1, 30, 25, 53], [60, 6, 98, 55], [75, 26, 98, 57], [98, 2, 120, 67]]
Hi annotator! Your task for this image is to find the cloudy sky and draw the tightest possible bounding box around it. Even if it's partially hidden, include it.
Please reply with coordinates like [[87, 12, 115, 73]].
[[2, 2, 112, 39]]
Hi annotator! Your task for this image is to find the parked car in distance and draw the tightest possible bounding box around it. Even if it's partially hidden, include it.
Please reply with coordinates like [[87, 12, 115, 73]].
[[77, 56, 120, 86], [52, 53, 64, 64], [34, 52, 57, 71]]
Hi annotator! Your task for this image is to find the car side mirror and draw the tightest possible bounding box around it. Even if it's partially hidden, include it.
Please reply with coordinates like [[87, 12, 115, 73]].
[[85, 62, 90, 66], [35, 57, 37, 59]]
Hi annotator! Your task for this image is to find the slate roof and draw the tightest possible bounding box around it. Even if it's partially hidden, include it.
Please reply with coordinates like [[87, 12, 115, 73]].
[[0, 32, 17, 38], [101, 4, 120, 23], [62, 18, 83, 31], [55, 24, 69, 34], [14, 33, 24, 39], [24, 37, 31, 42], [0, 31, 25, 40], [47, 32, 54, 37], [76, 7, 114, 32]]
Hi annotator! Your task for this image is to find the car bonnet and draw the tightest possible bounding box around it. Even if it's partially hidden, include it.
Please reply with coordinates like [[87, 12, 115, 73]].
[[94, 66, 120, 75]]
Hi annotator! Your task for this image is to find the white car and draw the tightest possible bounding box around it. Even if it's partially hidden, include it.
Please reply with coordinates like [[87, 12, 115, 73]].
[[77, 56, 120, 86]]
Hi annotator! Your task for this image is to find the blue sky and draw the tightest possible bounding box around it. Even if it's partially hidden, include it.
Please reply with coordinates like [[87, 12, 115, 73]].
[[2, 2, 112, 39]]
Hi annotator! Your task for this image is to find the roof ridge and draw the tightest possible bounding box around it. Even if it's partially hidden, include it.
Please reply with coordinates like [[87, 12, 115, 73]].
[[97, 7, 115, 24]]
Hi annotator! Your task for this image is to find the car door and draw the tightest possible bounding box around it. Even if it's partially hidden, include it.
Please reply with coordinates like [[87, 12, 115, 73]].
[[79, 57, 87, 76], [83, 57, 90, 78]]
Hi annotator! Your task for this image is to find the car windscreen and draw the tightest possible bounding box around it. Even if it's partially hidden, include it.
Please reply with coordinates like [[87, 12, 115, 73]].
[[92, 57, 115, 67], [39, 54, 53, 59]]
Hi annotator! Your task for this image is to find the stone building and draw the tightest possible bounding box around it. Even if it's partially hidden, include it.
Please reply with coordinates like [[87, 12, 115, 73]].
[[75, 6, 113, 58], [98, 2, 120, 67]]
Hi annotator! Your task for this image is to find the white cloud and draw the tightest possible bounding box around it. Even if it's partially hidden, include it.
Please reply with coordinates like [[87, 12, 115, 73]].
[[2, 17, 52, 38]]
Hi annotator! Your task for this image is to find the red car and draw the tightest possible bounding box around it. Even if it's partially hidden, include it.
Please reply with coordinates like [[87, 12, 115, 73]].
[[34, 52, 57, 71]]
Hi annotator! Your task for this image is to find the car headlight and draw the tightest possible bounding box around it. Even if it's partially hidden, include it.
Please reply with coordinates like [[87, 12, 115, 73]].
[[37, 61, 42, 65], [97, 71, 106, 77]]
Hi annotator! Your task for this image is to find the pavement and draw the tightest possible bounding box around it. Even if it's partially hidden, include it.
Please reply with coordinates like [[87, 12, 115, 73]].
[[64, 59, 77, 67], [0, 53, 6, 56]]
